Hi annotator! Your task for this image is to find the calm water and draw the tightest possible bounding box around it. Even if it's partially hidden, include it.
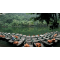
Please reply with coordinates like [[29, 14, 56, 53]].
[[0, 26, 60, 35], [0, 26, 60, 47]]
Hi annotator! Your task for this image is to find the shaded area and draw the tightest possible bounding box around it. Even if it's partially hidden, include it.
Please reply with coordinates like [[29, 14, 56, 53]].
[[0, 40, 14, 47], [31, 13, 60, 29], [53, 41, 60, 47]]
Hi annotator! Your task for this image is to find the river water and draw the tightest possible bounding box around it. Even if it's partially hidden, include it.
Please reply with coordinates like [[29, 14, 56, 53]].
[[0, 26, 60, 47]]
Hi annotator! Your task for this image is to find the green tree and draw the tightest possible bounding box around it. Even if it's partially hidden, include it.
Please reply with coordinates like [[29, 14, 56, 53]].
[[11, 19, 20, 26], [30, 13, 59, 29]]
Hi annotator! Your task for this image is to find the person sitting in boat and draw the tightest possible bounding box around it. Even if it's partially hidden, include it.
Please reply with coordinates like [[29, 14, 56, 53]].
[[36, 43, 41, 47], [12, 36, 16, 41], [24, 43, 30, 47]]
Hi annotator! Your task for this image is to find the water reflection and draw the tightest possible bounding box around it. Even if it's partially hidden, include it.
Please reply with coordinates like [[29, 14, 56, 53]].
[[0, 26, 60, 47], [0, 26, 54, 35]]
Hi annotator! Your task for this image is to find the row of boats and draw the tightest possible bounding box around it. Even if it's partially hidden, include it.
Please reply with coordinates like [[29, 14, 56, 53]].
[[0, 31, 60, 47]]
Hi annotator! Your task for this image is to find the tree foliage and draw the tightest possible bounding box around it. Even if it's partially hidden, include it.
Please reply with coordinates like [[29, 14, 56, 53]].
[[0, 13, 38, 26], [31, 13, 59, 29], [0, 13, 60, 29]]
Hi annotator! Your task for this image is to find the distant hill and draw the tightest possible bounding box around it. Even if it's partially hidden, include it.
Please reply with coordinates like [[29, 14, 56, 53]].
[[0, 13, 38, 23]]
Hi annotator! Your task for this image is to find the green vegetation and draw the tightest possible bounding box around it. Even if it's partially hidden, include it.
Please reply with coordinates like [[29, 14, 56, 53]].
[[30, 13, 60, 29], [0, 13, 60, 29], [0, 13, 52, 27], [0, 13, 40, 27]]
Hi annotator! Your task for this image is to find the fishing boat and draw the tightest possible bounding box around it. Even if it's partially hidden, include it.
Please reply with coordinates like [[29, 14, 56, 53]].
[[13, 39, 25, 47], [24, 39, 33, 47], [40, 38, 58, 47], [32, 39, 44, 47], [33, 42, 44, 47], [0, 31, 59, 47]]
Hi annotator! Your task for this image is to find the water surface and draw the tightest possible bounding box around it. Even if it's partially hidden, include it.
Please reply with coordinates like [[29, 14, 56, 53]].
[[0, 26, 60, 47]]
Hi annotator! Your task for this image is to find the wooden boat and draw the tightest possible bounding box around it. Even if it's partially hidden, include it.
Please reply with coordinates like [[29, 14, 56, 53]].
[[40, 38, 58, 47], [13, 39, 25, 47], [24, 40, 33, 47], [33, 42, 44, 47], [32, 39, 44, 47], [43, 37, 49, 40], [0, 31, 59, 47], [0, 35, 6, 40], [55, 35, 60, 38], [32, 39, 40, 43], [26, 36, 31, 40], [8, 39, 14, 44], [5, 35, 12, 42], [55, 38, 60, 40], [38, 37, 45, 41]]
